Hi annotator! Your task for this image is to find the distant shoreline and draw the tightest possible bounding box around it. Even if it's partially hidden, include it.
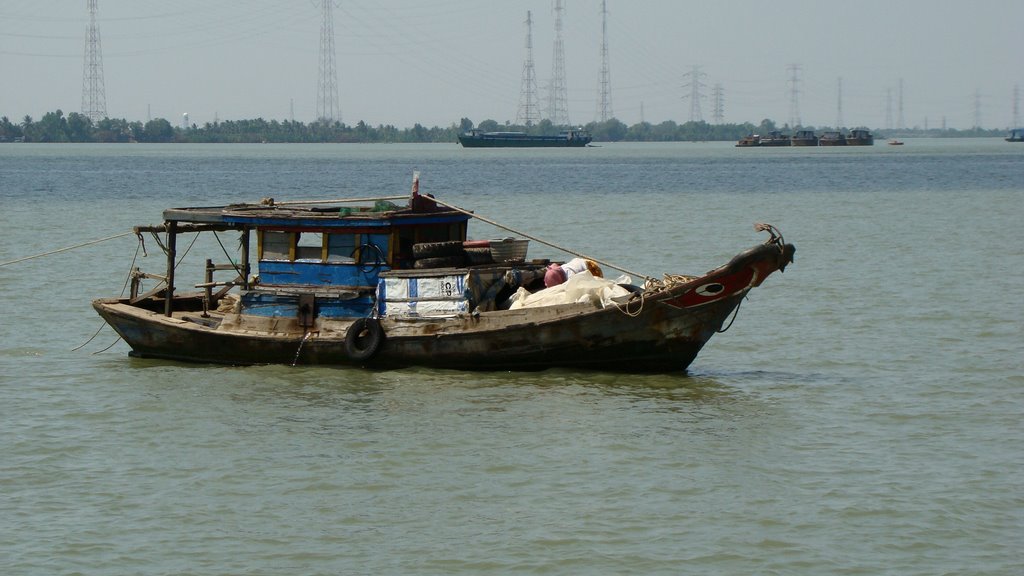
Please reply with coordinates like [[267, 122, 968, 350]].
[[0, 110, 1012, 144]]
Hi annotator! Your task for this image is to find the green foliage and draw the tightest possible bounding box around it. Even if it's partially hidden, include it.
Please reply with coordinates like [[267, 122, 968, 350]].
[[0, 110, 1012, 144]]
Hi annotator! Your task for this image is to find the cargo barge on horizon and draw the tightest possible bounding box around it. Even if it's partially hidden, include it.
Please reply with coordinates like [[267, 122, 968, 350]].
[[458, 128, 592, 148]]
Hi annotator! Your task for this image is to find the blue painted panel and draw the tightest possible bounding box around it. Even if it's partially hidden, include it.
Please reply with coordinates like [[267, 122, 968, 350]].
[[241, 291, 374, 319], [258, 261, 385, 287]]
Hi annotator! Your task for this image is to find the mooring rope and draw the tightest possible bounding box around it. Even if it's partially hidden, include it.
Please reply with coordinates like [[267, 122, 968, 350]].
[[429, 197, 653, 281], [213, 231, 245, 278], [91, 337, 124, 355], [72, 238, 143, 352], [0, 231, 134, 267]]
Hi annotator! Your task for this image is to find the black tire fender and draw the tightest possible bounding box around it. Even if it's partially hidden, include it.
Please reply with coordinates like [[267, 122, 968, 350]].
[[345, 317, 384, 361], [413, 241, 464, 259], [413, 255, 466, 269]]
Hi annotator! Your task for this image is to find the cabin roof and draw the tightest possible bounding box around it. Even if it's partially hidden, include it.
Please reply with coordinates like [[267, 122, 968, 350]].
[[162, 201, 472, 229]]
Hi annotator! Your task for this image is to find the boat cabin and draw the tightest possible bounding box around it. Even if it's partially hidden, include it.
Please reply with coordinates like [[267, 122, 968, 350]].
[[137, 193, 477, 321]]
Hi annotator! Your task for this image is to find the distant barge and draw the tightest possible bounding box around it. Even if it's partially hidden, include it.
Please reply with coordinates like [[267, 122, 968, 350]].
[[458, 129, 592, 148], [737, 128, 874, 147]]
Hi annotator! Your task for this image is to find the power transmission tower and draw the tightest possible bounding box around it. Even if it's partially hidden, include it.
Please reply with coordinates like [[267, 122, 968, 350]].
[[1013, 84, 1020, 128], [885, 88, 893, 130], [787, 64, 801, 128], [81, 0, 107, 122], [546, 0, 570, 126], [316, 1, 340, 123], [515, 11, 540, 126], [836, 77, 843, 128], [710, 83, 725, 124], [681, 65, 706, 123], [595, 0, 612, 122], [897, 78, 905, 129], [973, 89, 982, 129]]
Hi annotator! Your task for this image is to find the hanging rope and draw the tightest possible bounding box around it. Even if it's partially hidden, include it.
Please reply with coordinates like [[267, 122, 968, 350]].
[[0, 231, 134, 267], [717, 297, 744, 333], [429, 197, 653, 281], [91, 336, 124, 355], [213, 231, 244, 278], [72, 238, 143, 352]]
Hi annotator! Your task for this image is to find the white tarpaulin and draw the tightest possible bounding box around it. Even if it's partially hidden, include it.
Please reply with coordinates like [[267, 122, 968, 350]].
[[507, 272, 632, 310]]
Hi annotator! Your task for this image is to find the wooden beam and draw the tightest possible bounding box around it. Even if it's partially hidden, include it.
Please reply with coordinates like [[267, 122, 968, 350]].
[[134, 223, 238, 234], [164, 221, 177, 317]]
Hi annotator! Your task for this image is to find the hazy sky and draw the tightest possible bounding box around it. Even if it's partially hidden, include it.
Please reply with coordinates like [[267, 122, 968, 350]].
[[2, 0, 1021, 130]]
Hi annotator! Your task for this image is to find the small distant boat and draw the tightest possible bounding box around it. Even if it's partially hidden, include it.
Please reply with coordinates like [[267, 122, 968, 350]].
[[735, 134, 761, 147], [790, 130, 818, 146], [818, 131, 846, 146], [758, 131, 791, 147], [888, 139, 904, 146], [846, 128, 874, 146], [1007, 129, 1024, 142], [458, 129, 591, 148], [91, 174, 795, 372]]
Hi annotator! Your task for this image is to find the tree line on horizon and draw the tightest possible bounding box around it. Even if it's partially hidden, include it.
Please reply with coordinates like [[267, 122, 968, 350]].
[[0, 110, 1009, 144]]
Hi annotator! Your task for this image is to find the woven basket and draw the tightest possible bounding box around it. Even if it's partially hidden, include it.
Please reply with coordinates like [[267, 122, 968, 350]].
[[489, 238, 529, 262]]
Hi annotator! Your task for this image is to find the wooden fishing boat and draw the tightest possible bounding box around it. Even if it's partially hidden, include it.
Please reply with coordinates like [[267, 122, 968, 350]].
[[92, 174, 795, 372]]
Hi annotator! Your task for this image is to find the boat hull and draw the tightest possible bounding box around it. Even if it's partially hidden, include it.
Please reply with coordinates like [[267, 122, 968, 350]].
[[458, 136, 591, 148], [94, 243, 794, 373], [94, 295, 732, 372]]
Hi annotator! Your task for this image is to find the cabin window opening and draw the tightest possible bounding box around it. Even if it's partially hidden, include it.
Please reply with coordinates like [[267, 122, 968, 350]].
[[327, 233, 357, 263], [261, 231, 292, 261], [415, 224, 457, 244], [295, 232, 324, 262]]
